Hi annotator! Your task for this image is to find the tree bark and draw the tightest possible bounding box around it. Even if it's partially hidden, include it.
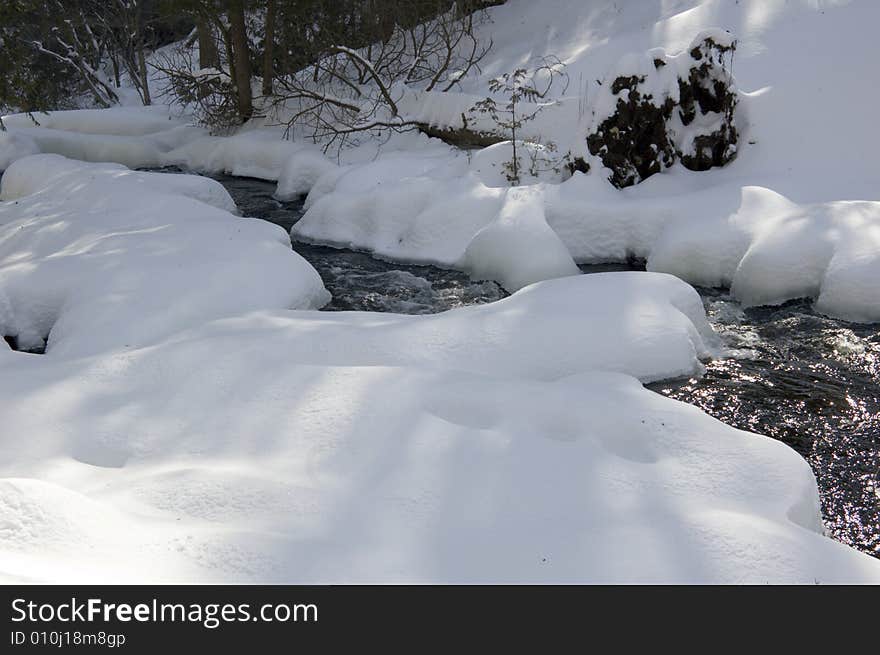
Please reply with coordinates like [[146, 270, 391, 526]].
[[261, 0, 276, 96], [135, 1, 151, 105], [137, 46, 151, 105], [227, 0, 254, 121], [197, 19, 219, 70]]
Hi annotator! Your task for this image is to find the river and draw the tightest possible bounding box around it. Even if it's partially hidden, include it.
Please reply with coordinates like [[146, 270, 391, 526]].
[[172, 170, 880, 559]]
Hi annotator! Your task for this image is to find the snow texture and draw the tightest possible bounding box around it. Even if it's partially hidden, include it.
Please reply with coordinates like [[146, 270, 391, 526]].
[[0, 155, 329, 355], [2, 271, 878, 582], [1, 0, 880, 583]]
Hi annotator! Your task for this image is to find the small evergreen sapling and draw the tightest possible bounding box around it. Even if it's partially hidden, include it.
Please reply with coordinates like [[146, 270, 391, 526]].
[[469, 57, 568, 185]]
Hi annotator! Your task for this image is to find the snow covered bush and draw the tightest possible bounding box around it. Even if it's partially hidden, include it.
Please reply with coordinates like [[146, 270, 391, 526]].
[[587, 30, 738, 188]]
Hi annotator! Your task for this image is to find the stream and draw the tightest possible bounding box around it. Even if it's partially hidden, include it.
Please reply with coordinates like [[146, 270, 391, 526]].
[[188, 171, 880, 558]]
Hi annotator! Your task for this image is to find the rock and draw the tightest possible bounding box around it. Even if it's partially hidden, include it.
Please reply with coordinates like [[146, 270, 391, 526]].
[[586, 30, 738, 188]]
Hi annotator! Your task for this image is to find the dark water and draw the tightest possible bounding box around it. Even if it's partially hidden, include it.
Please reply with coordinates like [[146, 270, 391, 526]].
[[212, 172, 507, 314], [648, 291, 880, 557], [202, 171, 880, 559]]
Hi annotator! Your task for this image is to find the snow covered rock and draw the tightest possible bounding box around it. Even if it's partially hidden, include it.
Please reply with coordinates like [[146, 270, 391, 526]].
[[460, 186, 580, 292], [275, 149, 339, 200], [674, 31, 738, 171], [0, 155, 329, 356], [587, 30, 738, 187]]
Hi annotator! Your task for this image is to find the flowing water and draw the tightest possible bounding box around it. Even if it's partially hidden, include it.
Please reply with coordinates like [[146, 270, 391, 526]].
[[198, 171, 880, 558], [213, 172, 507, 313]]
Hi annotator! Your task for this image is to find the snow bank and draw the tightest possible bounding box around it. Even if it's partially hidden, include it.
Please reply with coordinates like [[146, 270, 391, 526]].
[[460, 186, 579, 292], [0, 287, 877, 582], [0, 107, 203, 170], [161, 130, 339, 197], [0, 155, 329, 355], [0, 106, 184, 136], [295, 154, 880, 322], [0, 131, 39, 171], [164, 131, 305, 181], [163, 272, 715, 384], [275, 149, 339, 200], [0, 110, 338, 193], [546, 179, 880, 322]]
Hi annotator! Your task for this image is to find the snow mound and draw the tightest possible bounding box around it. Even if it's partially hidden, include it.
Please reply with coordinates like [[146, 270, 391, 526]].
[[275, 149, 339, 200], [0, 308, 877, 582], [165, 131, 319, 182], [469, 140, 567, 188], [1, 106, 185, 136], [645, 186, 880, 322], [0, 155, 329, 355], [162, 272, 714, 384], [460, 186, 580, 292], [0, 131, 40, 171]]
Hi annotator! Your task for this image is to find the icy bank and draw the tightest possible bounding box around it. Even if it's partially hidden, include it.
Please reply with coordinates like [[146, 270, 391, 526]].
[[0, 155, 329, 355]]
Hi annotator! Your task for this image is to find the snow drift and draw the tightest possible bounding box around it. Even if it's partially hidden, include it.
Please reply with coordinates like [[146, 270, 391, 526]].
[[2, 278, 878, 582], [0, 155, 329, 355]]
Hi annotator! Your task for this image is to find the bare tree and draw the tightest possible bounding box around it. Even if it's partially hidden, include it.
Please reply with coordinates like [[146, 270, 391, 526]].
[[273, 3, 493, 150]]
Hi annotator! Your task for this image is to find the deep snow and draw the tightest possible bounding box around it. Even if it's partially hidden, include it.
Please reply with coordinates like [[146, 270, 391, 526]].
[[8, 2, 874, 318], [0, 155, 328, 355], [1, 0, 880, 582]]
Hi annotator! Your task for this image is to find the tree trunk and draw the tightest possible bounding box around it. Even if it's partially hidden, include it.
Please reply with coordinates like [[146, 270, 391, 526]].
[[111, 56, 121, 88], [261, 0, 276, 96], [197, 19, 219, 70], [137, 46, 151, 105], [227, 0, 253, 122], [135, 1, 151, 105]]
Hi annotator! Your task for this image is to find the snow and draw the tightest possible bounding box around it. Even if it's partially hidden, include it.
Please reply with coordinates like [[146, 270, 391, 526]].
[[460, 185, 580, 292], [165, 131, 312, 181], [275, 149, 340, 199], [0, 105, 183, 136], [1, 0, 880, 582], [287, 0, 880, 321], [0, 155, 329, 355], [2, 272, 879, 582], [0, 131, 39, 171]]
